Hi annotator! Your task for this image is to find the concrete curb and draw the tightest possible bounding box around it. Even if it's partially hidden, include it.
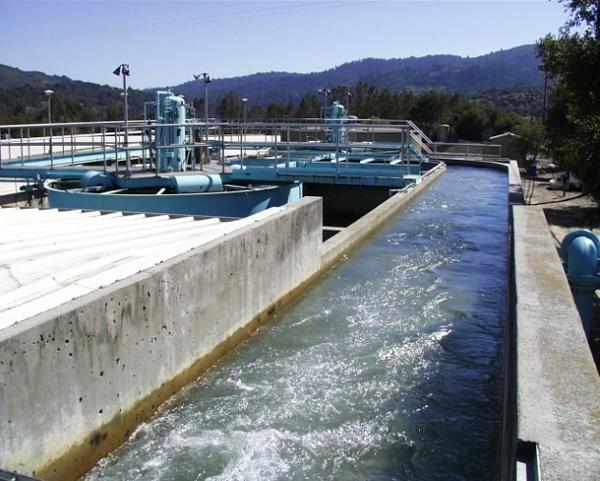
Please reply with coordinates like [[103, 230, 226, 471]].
[[513, 206, 600, 481]]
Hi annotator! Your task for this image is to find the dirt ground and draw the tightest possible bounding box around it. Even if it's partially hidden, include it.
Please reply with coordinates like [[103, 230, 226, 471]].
[[520, 170, 600, 372]]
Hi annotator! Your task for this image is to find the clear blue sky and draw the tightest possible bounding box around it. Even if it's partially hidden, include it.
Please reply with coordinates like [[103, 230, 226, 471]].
[[0, 0, 567, 89]]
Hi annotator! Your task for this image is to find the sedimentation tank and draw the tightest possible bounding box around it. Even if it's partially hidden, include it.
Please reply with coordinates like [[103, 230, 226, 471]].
[[83, 166, 508, 481]]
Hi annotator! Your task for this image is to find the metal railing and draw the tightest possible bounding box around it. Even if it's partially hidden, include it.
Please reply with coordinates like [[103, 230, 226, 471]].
[[429, 142, 503, 160], [0, 119, 428, 174]]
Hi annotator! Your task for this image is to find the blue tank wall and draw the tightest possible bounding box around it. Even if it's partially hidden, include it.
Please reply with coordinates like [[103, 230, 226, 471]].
[[47, 182, 302, 218]]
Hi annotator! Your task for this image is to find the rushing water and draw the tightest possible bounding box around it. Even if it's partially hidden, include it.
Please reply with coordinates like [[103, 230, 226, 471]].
[[84, 166, 508, 481]]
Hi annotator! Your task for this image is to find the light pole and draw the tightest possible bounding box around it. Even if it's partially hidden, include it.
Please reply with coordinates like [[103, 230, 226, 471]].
[[44, 90, 53, 123], [242, 98, 248, 124], [241, 97, 248, 165], [346, 91, 352, 115], [194, 73, 212, 167], [44, 90, 54, 166], [113, 64, 130, 175], [318, 88, 331, 118]]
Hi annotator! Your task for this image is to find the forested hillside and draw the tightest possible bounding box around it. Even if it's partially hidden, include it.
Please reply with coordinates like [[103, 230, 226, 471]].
[[0, 64, 152, 124], [0, 44, 544, 127], [175, 44, 544, 114], [213, 83, 532, 142]]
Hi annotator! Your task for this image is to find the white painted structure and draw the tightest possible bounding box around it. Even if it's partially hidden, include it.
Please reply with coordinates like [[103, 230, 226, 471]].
[[0, 206, 282, 330]]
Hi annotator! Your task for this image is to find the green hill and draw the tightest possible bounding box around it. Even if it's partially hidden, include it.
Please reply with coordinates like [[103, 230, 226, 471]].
[[0, 45, 544, 124], [0, 64, 152, 124]]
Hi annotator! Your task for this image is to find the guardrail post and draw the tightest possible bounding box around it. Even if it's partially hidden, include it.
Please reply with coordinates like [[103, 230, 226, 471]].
[[50, 126, 54, 169], [70, 126, 75, 166], [335, 132, 340, 176], [286, 125, 291, 168], [20, 128, 24, 166], [115, 127, 119, 174], [220, 126, 225, 174], [102, 126, 107, 172]]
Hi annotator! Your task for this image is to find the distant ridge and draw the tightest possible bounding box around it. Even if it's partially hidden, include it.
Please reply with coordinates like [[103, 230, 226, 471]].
[[0, 64, 153, 123], [0, 44, 542, 123], [174, 44, 543, 108]]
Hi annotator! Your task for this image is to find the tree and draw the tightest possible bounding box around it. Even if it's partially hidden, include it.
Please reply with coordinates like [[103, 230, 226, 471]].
[[192, 97, 205, 117], [296, 94, 320, 118], [454, 104, 487, 141], [409, 91, 449, 136], [216, 91, 242, 120], [560, 0, 600, 38], [513, 118, 546, 166], [248, 104, 264, 119], [537, 0, 600, 201], [266, 102, 289, 119]]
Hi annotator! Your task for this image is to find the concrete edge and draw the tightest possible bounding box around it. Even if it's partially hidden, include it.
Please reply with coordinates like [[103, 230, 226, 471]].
[[37, 254, 329, 481], [512, 205, 600, 481], [1, 197, 324, 480], [0, 197, 320, 343], [48, 157, 599, 481], [320, 162, 447, 270]]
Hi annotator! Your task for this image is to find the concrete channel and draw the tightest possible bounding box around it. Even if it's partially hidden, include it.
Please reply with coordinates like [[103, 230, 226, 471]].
[[1, 159, 599, 481], [0, 163, 445, 480], [444, 158, 600, 481]]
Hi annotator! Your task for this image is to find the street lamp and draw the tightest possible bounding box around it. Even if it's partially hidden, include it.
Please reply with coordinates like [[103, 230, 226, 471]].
[[242, 98, 248, 126], [193, 72, 212, 167], [44, 90, 54, 166], [44, 90, 54, 123], [113, 64, 131, 175]]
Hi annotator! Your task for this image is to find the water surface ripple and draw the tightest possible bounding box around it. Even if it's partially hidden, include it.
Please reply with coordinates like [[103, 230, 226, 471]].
[[85, 166, 508, 481]]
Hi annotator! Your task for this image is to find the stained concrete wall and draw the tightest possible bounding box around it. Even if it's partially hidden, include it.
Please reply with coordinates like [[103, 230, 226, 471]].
[[0, 196, 323, 481]]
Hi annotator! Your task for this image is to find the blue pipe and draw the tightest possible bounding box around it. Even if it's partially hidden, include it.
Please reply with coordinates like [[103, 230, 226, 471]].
[[561, 229, 600, 340], [80, 170, 222, 193]]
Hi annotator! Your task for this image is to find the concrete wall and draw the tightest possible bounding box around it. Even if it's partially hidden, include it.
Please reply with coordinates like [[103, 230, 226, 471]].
[[0, 197, 323, 481], [512, 206, 600, 481], [12, 158, 596, 481], [461, 158, 600, 481]]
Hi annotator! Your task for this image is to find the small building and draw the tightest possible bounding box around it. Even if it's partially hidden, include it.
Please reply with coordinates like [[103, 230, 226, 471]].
[[488, 132, 523, 163]]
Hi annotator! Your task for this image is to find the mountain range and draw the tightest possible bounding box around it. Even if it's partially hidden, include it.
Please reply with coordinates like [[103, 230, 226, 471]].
[[174, 44, 543, 109], [0, 44, 544, 124]]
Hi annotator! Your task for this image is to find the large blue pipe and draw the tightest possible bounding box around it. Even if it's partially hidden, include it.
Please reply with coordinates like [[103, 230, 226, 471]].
[[79, 170, 222, 193], [561, 229, 600, 340]]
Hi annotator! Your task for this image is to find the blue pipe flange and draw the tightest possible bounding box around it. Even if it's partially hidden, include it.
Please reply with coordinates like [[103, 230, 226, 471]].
[[561, 228, 600, 265], [561, 230, 600, 341], [566, 236, 600, 288]]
